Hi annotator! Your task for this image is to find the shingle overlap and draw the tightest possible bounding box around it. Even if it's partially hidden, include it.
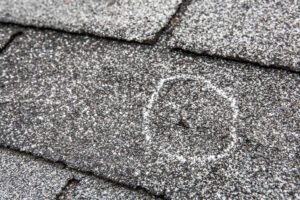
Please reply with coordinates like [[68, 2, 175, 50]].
[[0, 0, 182, 43], [0, 29, 299, 199], [0, 148, 73, 199], [169, 0, 300, 72], [0, 25, 20, 49]]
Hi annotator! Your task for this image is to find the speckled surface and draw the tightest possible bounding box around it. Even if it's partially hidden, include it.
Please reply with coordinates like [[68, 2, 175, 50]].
[[0, 29, 299, 199], [74, 176, 157, 200], [0, 25, 18, 49], [59, 173, 159, 200], [0, 147, 73, 199], [169, 0, 300, 72], [0, 147, 160, 200], [0, 0, 182, 43]]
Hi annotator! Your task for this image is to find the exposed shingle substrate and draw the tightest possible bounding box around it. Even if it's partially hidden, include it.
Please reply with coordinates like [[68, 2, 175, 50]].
[[0, 148, 73, 199], [0, 0, 182, 43], [169, 0, 300, 72], [0, 29, 299, 199]]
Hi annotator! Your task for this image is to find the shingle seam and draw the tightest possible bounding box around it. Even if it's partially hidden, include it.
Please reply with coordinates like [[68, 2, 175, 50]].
[[0, 144, 167, 200], [2, 21, 298, 74], [150, 0, 193, 43], [0, 30, 23, 54], [0, 22, 153, 46], [171, 47, 300, 75], [0, 145, 67, 169], [55, 178, 80, 200], [167, 0, 300, 73], [0, 0, 190, 46]]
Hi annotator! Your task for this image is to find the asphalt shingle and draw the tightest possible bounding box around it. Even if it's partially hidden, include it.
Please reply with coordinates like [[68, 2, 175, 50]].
[[0, 25, 19, 49], [0, 29, 299, 199], [0, 0, 182, 43], [0, 148, 73, 200], [169, 0, 300, 72], [61, 173, 159, 200]]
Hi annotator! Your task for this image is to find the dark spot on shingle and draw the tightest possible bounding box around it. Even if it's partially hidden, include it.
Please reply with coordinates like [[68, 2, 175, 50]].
[[55, 179, 80, 200], [242, 3, 250, 11], [107, 0, 117, 7], [295, 151, 300, 160], [210, 166, 218, 173], [244, 138, 251, 144], [73, 72, 79, 79], [177, 118, 189, 129]]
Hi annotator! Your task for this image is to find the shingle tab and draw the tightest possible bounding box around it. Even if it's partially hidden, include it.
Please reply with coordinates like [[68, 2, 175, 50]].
[[169, 0, 300, 72], [0, 29, 299, 199], [0, 148, 73, 199], [62, 174, 158, 200], [0, 0, 182, 43], [0, 26, 19, 49]]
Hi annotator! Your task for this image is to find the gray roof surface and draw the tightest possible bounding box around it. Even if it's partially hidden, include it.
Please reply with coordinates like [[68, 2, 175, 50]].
[[0, 148, 158, 200], [0, 27, 299, 199], [0, 0, 182, 43], [63, 173, 159, 200], [0, 25, 18, 49], [0, 1, 300, 199], [169, 0, 300, 72], [0, 147, 72, 199]]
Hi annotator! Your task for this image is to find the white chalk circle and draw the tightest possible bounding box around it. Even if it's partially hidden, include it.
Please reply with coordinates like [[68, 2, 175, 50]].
[[142, 74, 239, 165]]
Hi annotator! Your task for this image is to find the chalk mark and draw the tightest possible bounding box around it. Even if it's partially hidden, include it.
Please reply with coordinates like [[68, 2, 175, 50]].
[[142, 74, 239, 165]]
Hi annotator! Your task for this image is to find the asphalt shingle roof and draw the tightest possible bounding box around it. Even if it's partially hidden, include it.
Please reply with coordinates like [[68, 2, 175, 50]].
[[0, 147, 72, 199], [0, 0, 182, 43], [0, 28, 299, 199], [0, 25, 19, 49], [0, 148, 158, 200], [169, 0, 300, 72], [67, 174, 159, 200], [0, 0, 299, 199]]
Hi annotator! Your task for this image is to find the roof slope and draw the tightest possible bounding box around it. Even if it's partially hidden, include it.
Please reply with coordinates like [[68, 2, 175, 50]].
[[0, 148, 159, 199], [0, 0, 299, 199], [0, 25, 20, 49], [0, 0, 182, 42], [0, 147, 73, 199], [0, 28, 299, 199], [169, 0, 300, 71]]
